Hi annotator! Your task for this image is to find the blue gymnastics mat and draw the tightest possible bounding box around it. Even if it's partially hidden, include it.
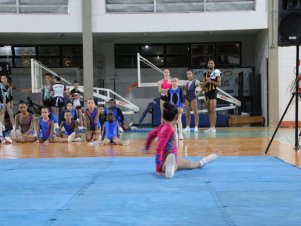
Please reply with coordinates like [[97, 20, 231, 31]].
[[0, 156, 301, 226]]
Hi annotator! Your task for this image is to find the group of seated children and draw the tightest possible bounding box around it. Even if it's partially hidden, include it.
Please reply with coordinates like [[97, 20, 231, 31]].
[[0, 98, 128, 146]]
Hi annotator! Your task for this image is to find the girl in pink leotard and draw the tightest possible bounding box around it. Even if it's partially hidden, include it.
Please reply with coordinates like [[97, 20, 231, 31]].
[[157, 69, 172, 123], [144, 102, 218, 179]]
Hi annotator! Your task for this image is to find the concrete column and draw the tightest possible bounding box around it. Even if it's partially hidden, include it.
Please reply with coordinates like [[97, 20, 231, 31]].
[[82, 0, 94, 100], [268, 0, 279, 126]]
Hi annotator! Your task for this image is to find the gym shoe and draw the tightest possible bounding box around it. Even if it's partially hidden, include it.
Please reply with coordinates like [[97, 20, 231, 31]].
[[200, 154, 218, 167], [68, 132, 76, 143], [165, 154, 176, 179], [179, 133, 184, 140], [194, 127, 199, 133], [183, 126, 190, 133], [204, 127, 216, 133]]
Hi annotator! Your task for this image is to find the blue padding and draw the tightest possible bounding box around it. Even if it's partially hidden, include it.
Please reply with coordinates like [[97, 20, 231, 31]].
[[1, 156, 301, 226]]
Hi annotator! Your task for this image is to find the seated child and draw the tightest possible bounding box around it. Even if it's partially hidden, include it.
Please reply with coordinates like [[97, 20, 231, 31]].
[[84, 99, 101, 144], [101, 113, 129, 146], [11, 101, 35, 143], [36, 107, 54, 143], [144, 102, 218, 179], [54, 110, 81, 142], [66, 101, 77, 120]]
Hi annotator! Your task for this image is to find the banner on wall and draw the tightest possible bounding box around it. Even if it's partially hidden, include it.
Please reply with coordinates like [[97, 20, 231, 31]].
[[193, 68, 253, 96]]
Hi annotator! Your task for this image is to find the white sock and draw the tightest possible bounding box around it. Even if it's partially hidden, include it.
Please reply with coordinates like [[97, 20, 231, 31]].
[[199, 154, 218, 167]]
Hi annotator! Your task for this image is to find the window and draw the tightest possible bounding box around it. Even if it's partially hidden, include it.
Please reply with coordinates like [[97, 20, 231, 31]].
[[216, 43, 241, 66], [115, 45, 139, 68], [141, 45, 164, 55], [115, 42, 241, 68], [191, 44, 214, 67], [38, 46, 60, 56], [0, 0, 69, 14], [14, 47, 36, 56], [0, 44, 83, 68], [0, 46, 13, 68]]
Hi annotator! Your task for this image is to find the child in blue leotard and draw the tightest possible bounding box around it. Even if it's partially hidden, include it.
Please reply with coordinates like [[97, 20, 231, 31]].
[[167, 77, 185, 140], [101, 113, 129, 145], [85, 99, 101, 144], [36, 107, 54, 143], [54, 110, 81, 142], [66, 102, 76, 120]]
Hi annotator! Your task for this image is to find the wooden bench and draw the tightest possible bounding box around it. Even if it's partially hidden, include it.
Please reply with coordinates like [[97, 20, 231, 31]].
[[228, 115, 265, 126]]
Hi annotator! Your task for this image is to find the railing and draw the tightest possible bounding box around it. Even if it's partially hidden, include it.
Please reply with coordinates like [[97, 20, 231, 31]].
[[106, 0, 255, 13], [0, 0, 68, 14]]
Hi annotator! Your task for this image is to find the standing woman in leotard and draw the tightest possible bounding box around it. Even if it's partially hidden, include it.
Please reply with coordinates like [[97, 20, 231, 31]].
[[183, 70, 201, 133], [157, 69, 172, 123]]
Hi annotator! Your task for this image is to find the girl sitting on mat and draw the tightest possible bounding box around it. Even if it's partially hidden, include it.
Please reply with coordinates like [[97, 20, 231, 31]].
[[36, 107, 55, 143], [85, 99, 101, 144], [66, 101, 77, 120], [54, 110, 81, 143], [144, 102, 218, 179], [101, 113, 129, 146], [11, 101, 35, 143]]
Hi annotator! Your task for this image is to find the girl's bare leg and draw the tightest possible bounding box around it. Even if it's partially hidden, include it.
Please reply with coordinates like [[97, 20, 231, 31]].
[[6, 102, 14, 127], [86, 131, 93, 142], [191, 98, 199, 129], [92, 129, 100, 141], [102, 138, 111, 145], [185, 100, 191, 128]]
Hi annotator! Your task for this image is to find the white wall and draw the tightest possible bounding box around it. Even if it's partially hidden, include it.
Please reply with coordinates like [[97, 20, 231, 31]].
[[278, 46, 301, 121], [92, 1, 268, 33], [0, 0, 267, 34], [0, 0, 82, 33]]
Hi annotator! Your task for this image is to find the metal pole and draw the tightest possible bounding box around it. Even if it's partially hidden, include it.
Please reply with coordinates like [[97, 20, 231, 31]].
[[265, 93, 295, 154], [295, 44, 300, 150]]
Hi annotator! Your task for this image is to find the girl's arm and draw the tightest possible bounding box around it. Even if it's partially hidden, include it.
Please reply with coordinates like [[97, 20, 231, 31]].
[[84, 111, 91, 130], [101, 122, 106, 139], [26, 114, 35, 135], [36, 119, 41, 142], [47, 121, 54, 141], [14, 114, 20, 130], [144, 126, 159, 151], [157, 80, 163, 94], [94, 108, 100, 125], [74, 121, 79, 134]]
